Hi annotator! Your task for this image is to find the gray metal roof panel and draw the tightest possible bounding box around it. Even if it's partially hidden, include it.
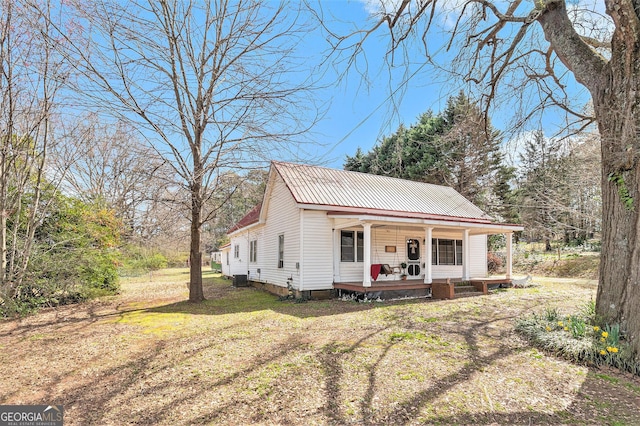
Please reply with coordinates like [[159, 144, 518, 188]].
[[273, 162, 492, 221]]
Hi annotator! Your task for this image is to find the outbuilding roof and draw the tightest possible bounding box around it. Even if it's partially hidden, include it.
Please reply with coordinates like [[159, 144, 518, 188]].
[[272, 162, 492, 222], [227, 203, 262, 234]]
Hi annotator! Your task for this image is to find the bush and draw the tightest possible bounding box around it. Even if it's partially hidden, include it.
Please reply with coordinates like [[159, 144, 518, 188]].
[[487, 252, 503, 273], [120, 246, 168, 276], [1, 197, 121, 317], [515, 302, 640, 376]]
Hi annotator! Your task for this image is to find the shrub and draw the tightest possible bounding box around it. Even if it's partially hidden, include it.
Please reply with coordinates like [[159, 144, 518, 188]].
[[487, 252, 503, 273], [1, 197, 121, 317], [120, 246, 169, 276]]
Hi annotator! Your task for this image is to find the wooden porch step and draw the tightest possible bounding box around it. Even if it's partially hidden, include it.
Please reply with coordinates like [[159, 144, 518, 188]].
[[454, 284, 483, 299], [454, 285, 478, 294]]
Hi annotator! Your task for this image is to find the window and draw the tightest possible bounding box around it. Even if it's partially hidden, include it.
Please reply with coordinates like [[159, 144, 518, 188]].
[[407, 239, 420, 260], [233, 244, 240, 259], [226, 252, 229, 265], [277, 234, 284, 268], [431, 239, 463, 266], [455, 240, 463, 265], [341, 230, 364, 262], [250, 240, 257, 263]]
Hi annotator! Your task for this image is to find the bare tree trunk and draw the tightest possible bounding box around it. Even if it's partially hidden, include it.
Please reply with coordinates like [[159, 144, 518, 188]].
[[189, 183, 204, 302], [593, 67, 640, 354], [0, 151, 7, 284], [0, 2, 13, 287]]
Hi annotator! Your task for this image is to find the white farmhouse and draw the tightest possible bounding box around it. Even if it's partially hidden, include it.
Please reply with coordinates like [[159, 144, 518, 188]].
[[223, 162, 523, 299]]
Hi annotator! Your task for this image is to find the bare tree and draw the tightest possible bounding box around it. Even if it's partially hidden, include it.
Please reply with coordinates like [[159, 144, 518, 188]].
[[51, 114, 173, 239], [319, 0, 640, 353], [0, 0, 67, 298], [39, 0, 319, 301]]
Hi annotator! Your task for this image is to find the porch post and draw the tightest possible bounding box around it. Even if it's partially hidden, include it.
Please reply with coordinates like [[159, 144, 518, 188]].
[[506, 232, 513, 279], [424, 227, 433, 284], [332, 228, 341, 283], [462, 228, 470, 280], [363, 222, 372, 287]]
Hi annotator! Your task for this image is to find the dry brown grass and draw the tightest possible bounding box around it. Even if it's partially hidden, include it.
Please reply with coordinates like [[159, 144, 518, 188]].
[[1, 269, 639, 425]]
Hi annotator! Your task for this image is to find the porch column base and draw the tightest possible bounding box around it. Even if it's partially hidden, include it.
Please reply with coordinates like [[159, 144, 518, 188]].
[[432, 278, 454, 300]]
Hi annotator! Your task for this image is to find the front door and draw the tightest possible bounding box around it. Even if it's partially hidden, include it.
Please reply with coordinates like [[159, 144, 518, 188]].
[[406, 238, 421, 277]]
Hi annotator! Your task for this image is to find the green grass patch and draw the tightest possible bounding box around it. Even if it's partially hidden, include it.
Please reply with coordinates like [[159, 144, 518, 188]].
[[416, 316, 438, 323], [388, 331, 427, 342]]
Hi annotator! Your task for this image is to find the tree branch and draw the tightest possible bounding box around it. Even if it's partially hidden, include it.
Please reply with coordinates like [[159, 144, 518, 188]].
[[536, 0, 608, 94]]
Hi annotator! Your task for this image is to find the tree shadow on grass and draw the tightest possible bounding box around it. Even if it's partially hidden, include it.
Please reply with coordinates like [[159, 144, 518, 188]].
[[317, 301, 640, 426], [392, 366, 640, 425], [31, 332, 307, 425], [146, 279, 405, 318]]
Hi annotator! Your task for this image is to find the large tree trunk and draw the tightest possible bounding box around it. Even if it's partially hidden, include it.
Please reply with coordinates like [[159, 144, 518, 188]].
[[593, 57, 640, 356], [537, 0, 640, 356]]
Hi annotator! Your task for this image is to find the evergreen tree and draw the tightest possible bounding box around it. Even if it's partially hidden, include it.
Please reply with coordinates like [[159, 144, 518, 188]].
[[344, 92, 515, 219]]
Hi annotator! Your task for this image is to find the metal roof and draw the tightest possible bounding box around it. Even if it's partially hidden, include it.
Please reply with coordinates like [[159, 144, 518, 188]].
[[227, 203, 262, 234], [273, 162, 493, 222]]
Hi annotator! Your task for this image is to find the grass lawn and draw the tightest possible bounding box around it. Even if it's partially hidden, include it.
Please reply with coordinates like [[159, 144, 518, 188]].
[[1, 270, 639, 425]]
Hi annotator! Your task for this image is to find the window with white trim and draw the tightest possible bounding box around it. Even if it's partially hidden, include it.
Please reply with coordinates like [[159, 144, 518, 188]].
[[233, 244, 240, 259], [431, 239, 463, 265], [277, 234, 284, 268], [341, 230, 364, 262], [250, 240, 257, 263]]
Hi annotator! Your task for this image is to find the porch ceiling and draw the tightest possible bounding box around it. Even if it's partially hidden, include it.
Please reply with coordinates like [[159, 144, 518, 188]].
[[329, 213, 523, 235]]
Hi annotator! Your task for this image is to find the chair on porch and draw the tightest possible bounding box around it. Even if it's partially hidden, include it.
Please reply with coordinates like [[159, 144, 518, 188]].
[[370, 264, 394, 281]]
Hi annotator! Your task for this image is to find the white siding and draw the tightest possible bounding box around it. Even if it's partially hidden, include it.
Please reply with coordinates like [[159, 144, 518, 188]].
[[432, 265, 463, 279], [300, 210, 334, 290], [221, 248, 231, 277], [246, 228, 264, 282], [256, 173, 301, 289], [469, 234, 488, 277]]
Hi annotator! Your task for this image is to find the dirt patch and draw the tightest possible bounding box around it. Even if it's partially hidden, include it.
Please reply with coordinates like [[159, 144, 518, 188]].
[[1, 268, 637, 425]]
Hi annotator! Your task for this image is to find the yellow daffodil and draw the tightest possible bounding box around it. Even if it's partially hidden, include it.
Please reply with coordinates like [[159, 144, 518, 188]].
[[593, 326, 600, 332], [545, 326, 551, 331], [602, 331, 609, 338], [600, 337, 605, 342], [558, 321, 564, 327], [564, 327, 569, 331], [600, 350, 607, 355], [607, 346, 619, 353]]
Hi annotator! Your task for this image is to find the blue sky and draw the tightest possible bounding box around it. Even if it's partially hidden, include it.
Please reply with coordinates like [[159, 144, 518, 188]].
[[304, 1, 457, 168], [299, 0, 594, 169]]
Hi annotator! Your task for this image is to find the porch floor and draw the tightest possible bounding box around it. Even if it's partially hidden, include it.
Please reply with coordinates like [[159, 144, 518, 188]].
[[333, 277, 513, 293]]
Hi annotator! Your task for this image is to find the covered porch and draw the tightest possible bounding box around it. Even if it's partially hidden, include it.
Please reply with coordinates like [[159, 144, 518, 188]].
[[334, 276, 513, 299], [330, 212, 523, 298]]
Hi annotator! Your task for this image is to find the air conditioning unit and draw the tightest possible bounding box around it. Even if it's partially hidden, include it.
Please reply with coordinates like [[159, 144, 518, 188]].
[[233, 274, 248, 287]]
